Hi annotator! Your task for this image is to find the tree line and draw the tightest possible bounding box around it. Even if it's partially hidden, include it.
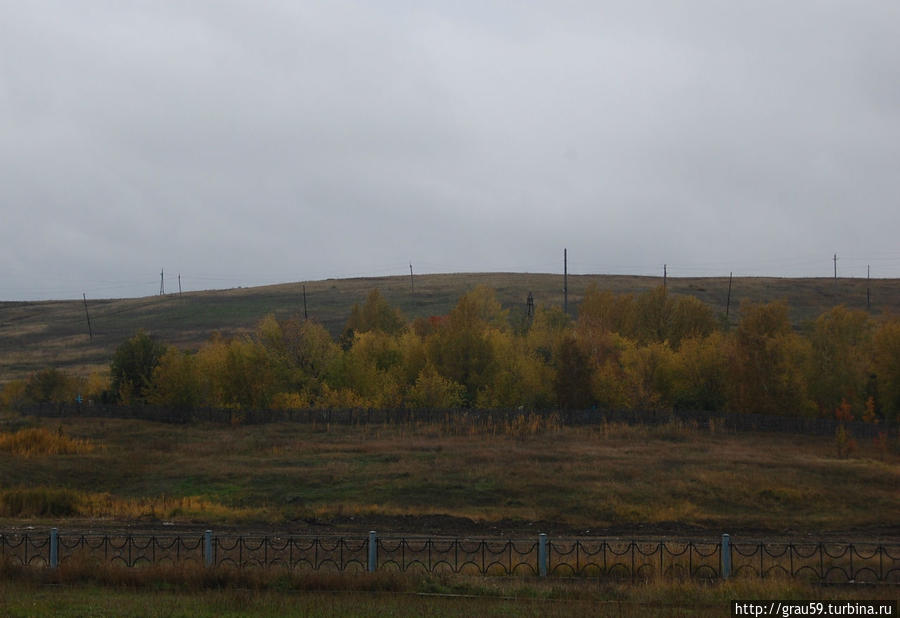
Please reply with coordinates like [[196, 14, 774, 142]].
[[4, 285, 900, 422]]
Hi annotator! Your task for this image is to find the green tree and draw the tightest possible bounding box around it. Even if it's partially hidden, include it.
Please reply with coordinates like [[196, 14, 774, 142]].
[[194, 334, 230, 407], [110, 331, 166, 404], [621, 341, 679, 410], [475, 330, 554, 409], [671, 332, 729, 411], [807, 306, 872, 414], [554, 335, 593, 410], [634, 286, 675, 344], [0, 380, 28, 409], [284, 319, 340, 380], [670, 295, 718, 348], [526, 305, 571, 364], [25, 368, 75, 404], [397, 330, 428, 387], [591, 356, 630, 410], [333, 330, 404, 408], [344, 289, 406, 337], [425, 287, 506, 404], [426, 326, 494, 405], [872, 318, 900, 422], [221, 338, 277, 409]]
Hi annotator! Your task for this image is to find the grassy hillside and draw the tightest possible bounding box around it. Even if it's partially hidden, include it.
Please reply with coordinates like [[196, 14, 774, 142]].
[[2, 272, 899, 382]]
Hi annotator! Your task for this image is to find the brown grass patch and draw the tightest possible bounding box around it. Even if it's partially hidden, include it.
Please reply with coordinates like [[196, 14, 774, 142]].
[[0, 487, 81, 517], [0, 427, 96, 457], [77, 493, 274, 522], [1, 555, 412, 593]]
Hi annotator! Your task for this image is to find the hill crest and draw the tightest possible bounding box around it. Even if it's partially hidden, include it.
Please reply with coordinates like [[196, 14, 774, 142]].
[[2, 272, 898, 382]]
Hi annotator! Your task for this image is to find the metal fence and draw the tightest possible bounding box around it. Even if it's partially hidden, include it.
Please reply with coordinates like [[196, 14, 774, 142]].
[[18, 402, 893, 439], [2, 530, 898, 583]]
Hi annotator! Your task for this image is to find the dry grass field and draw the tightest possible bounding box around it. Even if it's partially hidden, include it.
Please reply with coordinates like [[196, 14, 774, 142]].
[[2, 272, 899, 382], [1, 567, 893, 617], [1, 414, 896, 539]]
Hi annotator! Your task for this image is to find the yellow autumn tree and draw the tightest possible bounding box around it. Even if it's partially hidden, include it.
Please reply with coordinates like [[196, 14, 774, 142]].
[[426, 287, 507, 404], [475, 329, 554, 409], [621, 341, 679, 410], [405, 365, 466, 409], [727, 301, 814, 415], [147, 347, 201, 411], [670, 332, 729, 411]]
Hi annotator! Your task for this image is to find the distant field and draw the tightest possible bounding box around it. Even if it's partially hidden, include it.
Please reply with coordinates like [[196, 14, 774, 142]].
[[2, 272, 899, 382]]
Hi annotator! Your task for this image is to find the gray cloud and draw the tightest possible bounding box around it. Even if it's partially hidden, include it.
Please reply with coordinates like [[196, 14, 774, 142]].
[[2, 1, 899, 299]]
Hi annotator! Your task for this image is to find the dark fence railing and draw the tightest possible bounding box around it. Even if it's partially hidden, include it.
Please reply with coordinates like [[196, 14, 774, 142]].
[[2, 530, 898, 583], [17, 403, 893, 439]]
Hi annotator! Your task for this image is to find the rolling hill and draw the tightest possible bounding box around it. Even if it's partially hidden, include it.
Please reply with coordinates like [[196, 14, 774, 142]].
[[2, 272, 898, 383]]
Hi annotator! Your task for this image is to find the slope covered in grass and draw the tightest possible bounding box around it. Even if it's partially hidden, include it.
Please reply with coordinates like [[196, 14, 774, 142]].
[[3, 273, 899, 382]]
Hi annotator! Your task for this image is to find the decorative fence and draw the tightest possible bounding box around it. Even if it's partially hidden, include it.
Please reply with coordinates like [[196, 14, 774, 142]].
[[2, 530, 898, 583], [19, 403, 893, 439]]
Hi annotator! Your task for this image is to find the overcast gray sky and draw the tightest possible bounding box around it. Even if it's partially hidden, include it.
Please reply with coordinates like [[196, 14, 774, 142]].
[[2, 1, 899, 300]]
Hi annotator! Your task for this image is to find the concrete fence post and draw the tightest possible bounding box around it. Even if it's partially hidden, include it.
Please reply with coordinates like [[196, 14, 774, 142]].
[[204, 530, 213, 568], [49, 528, 58, 569], [368, 531, 377, 573], [538, 533, 548, 577], [721, 533, 731, 580]]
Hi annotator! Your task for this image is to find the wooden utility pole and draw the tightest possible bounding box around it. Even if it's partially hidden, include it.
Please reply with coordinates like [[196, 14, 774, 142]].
[[833, 254, 838, 281], [725, 272, 733, 320], [178, 274, 182, 297], [82, 293, 93, 342], [159, 269, 164, 295], [867, 264, 871, 310], [409, 263, 414, 294], [663, 264, 667, 290], [563, 248, 568, 315], [302, 285, 308, 320]]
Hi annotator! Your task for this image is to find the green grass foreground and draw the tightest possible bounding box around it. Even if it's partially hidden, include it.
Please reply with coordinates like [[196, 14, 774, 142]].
[[0, 561, 893, 618], [1, 414, 897, 535]]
